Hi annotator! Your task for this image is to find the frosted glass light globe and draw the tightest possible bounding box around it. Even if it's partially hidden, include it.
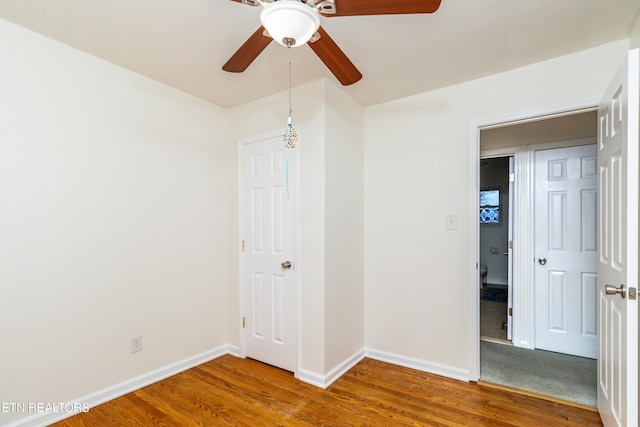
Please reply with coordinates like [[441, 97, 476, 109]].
[[260, 1, 320, 47]]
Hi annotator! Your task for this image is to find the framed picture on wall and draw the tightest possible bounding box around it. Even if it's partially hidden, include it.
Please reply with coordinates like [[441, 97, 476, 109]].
[[480, 188, 500, 224]]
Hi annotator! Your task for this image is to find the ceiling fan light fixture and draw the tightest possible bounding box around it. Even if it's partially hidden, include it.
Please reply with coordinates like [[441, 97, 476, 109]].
[[260, 0, 320, 47]]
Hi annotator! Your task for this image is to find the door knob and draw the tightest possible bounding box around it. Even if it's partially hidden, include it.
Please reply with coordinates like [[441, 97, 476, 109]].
[[538, 257, 547, 265], [281, 260, 292, 270], [605, 284, 626, 298]]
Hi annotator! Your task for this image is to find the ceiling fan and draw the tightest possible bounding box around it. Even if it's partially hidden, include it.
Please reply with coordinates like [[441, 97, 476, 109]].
[[223, 0, 442, 86]]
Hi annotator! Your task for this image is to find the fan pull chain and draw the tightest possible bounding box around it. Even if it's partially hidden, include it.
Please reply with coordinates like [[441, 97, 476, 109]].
[[288, 42, 292, 122], [283, 40, 298, 198]]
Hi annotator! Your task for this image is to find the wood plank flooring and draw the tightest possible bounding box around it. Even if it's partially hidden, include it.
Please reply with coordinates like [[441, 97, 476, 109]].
[[52, 355, 603, 426]]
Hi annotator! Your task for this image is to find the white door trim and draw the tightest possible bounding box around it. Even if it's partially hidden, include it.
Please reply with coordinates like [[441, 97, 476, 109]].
[[468, 99, 599, 381], [238, 129, 301, 376]]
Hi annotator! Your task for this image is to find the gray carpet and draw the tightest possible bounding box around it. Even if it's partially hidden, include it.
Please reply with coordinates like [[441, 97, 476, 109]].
[[480, 341, 597, 407]]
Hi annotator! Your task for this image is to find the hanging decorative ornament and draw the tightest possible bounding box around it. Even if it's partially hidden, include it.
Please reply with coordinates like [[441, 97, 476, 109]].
[[284, 115, 298, 149]]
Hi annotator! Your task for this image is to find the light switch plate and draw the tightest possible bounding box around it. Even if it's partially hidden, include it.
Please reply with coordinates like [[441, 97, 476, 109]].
[[445, 214, 457, 230]]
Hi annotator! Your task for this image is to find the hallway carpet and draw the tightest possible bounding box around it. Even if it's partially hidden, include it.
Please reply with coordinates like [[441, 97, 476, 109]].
[[480, 340, 597, 407]]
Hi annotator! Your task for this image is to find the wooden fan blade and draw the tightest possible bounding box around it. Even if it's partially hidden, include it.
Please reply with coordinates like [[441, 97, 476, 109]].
[[229, 0, 259, 6], [222, 26, 272, 73], [330, 0, 441, 17], [308, 27, 362, 86]]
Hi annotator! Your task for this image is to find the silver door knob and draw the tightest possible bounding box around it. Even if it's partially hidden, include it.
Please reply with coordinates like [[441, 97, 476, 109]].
[[538, 257, 547, 265], [281, 261, 292, 270], [605, 284, 626, 298]]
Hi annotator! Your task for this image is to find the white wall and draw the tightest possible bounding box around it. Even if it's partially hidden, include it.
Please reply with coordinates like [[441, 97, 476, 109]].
[[631, 15, 640, 49], [480, 111, 597, 150], [364, 39, 629, 375], [324, 81, 365, 372], [0, 19, 231, 426]]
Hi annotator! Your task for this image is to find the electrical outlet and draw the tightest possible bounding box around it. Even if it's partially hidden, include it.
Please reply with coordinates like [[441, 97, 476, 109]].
[[131, 335, 143, 354]]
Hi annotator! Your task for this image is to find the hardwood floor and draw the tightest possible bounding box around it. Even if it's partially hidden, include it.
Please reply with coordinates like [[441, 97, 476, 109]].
[[480, 299, 508, 341], [52, 355, 602, 426]]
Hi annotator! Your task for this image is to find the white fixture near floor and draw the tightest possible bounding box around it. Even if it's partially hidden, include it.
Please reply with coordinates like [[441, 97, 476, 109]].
[[479, 265, 487, 288]]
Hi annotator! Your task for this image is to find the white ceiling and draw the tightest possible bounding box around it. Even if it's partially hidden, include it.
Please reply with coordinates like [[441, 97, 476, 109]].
[[1, 0, 638, 108]]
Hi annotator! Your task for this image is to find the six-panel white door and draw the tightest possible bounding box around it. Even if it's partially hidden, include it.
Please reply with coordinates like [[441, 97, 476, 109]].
[[241, 135, 296, 372], [597, 48, 639, 427], [534, 144, 598, 359]]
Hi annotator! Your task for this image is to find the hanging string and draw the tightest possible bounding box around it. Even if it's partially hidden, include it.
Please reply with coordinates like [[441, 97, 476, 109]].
[[284, 40, 298, 149], [288, 42, 292, 122], [285, 45, 291, 197], [283, 40, 298, 198]]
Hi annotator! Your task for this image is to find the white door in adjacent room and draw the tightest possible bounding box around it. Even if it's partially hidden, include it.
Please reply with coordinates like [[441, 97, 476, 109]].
[[534, 143, 598, 359], [597, 48, 639, 427], [240, 133, 296, 372], [506, 156, 514, 341]]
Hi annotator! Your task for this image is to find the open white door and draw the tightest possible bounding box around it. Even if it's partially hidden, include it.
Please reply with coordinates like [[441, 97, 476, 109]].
[[597, 48, 639, 427], [240, 134, 296, 372], [507, 156, 514, 341]]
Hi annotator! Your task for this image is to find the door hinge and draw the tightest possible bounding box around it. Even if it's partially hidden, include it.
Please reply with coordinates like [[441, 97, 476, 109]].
[[241, 163, 245, 175], [242, 317, 246, 328], [509, 173, 515, 182], [242, 240, 245, 252], [508, 307, 513, 316]]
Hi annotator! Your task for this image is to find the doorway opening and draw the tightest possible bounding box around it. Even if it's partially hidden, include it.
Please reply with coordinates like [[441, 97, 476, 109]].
[[475, 110, 599, 408], [479, 156, 512, 344]]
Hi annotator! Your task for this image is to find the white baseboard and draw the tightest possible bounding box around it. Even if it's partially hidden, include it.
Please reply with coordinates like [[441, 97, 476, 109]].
[[297, 349, 365, 389], [365, 348, 470, 382], [296, 368, 326, 388], [4, 345, 234, 427], [297, 347, 469, 388], [4, 345, 469, 427], [226, 344, 241, 358]]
